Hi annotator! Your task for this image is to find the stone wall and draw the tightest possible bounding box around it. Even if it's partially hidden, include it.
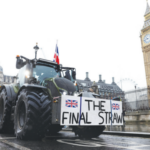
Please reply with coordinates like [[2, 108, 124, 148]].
[[125, 111, 150, 122]]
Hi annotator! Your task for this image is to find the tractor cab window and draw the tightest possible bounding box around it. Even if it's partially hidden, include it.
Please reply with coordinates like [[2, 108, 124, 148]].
[[61, 69, 76, 83], [17, 65, 26, 87], [33, 65, 60, 83]]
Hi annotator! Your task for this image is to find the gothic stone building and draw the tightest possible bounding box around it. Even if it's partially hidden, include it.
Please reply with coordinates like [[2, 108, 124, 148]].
[[76, 72, 124, 100]]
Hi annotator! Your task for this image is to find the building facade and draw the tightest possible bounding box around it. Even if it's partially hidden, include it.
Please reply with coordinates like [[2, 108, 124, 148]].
[[0, 66, 14, 85], [76, 72, 124, 100]]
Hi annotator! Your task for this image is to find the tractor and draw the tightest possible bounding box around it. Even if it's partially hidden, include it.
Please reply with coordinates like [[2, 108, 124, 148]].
[[0, 44, 106, 140]]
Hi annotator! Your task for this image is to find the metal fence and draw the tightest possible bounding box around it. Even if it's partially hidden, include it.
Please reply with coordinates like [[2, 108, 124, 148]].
[[123, 87, 150, 111], [123, 100, 150, 111]]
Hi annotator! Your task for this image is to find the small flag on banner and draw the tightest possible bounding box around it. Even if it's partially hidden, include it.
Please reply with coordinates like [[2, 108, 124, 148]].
[[112, 103, 120, 110], [66, 100, 78, 108], [53, 43, 59, 64]]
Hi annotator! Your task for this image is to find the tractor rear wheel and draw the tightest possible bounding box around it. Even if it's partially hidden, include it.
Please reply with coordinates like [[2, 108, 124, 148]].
[[0, 88, 13, 133], [14, 88, 51, 140], [72, 126, 105, 138]]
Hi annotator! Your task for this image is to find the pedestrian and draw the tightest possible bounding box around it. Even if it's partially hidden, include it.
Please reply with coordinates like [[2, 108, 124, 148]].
[[122, 109, 125, 123]]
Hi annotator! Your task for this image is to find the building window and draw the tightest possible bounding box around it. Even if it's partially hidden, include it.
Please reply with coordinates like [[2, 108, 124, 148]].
[[81, 83, 86, 87]]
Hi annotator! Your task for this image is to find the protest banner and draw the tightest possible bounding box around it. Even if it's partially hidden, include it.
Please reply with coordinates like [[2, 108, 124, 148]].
[[60, 95, 123, 126]]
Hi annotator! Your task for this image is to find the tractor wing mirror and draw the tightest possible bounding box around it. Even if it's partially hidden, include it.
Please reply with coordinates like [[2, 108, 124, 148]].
[[59, 64, 62, 70], [16, 57, 25, 69], [64, 70, 71, 81], [72, 70, 76, 80]]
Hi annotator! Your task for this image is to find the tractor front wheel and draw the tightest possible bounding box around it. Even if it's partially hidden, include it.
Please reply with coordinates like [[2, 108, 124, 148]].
[[14, 88, 51, 140]]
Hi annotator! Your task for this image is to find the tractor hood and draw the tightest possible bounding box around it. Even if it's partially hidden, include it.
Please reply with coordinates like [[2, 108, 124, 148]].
[[44, 77, 76, 98]]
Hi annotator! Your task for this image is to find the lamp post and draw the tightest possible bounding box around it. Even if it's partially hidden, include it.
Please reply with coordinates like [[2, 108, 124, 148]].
[[135, 85, 137, 109], [120, 79, 122, 90], [80, 85, 83, 92], [98, 88, 101, 98]]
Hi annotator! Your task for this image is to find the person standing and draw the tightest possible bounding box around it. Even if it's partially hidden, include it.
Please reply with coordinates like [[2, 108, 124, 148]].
[[122, 109, 126, 123]]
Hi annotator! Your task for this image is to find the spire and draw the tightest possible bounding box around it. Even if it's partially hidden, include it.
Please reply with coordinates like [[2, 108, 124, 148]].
[[98, 75, 103, 83], [111, 77, 116, 85], [145, 1, 150, 16], [84, 72, 91, 81]]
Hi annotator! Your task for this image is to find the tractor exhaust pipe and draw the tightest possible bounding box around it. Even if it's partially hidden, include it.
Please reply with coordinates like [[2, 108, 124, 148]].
[[33, 43, 39, 66]]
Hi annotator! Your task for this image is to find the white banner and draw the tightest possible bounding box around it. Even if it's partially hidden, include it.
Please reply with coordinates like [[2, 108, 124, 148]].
[[60, 95, 123, 126]]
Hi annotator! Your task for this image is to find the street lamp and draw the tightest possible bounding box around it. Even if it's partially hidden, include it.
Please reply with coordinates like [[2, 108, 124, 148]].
[[79, 85, 83, 92], [99, 89, 101, 98], [135, 85, 138, 109]]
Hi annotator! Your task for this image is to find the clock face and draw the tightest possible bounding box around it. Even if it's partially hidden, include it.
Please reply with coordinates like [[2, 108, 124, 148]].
[[144, 34, 150, 43]]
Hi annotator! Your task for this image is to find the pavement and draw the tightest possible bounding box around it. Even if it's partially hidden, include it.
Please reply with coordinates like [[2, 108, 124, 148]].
[[0, 131, 150, 150]]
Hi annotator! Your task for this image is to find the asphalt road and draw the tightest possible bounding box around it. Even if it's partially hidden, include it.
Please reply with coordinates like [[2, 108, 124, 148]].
[[0, 131, 150, 150]]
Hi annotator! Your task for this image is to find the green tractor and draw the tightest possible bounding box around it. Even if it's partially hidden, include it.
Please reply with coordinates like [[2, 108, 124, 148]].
[[0, 44, 105, 140]]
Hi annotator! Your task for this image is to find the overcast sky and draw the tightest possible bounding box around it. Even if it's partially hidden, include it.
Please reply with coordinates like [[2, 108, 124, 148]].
[[0, 0, 147, 91]]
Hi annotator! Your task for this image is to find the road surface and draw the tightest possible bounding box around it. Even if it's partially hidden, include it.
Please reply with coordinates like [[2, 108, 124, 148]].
[[0, 131, 150, 150]]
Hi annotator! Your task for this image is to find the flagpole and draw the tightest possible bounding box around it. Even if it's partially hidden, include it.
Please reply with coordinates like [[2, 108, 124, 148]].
[[53, 39, 59, 64]]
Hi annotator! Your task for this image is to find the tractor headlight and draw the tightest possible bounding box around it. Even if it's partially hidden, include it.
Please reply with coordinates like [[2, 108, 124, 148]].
[[62, 91, 68, 95], [25, 70, 30, 78], [73, 91, 79, 96], [59, 89, 68, 95]]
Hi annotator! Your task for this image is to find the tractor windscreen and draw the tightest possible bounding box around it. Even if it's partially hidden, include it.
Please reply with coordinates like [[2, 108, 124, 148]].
[[33, 65, 60, 83]]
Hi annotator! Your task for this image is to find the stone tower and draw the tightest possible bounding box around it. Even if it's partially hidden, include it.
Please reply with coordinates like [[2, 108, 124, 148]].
[[141, 2, 150, 87], [140, 1, 150, 108]]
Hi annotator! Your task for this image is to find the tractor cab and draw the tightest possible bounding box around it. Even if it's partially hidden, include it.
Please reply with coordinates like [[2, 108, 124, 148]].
[[16, 44, 76, 88]]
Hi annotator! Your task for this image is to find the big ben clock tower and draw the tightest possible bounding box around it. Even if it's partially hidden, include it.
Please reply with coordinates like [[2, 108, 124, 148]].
[[141, 1, 150, 88]]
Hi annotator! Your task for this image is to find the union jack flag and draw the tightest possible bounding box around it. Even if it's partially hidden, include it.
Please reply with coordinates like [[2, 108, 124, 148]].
[[112, 103, 120, 110], [53, 44, 59, 64], [65, 100, 78, 108]]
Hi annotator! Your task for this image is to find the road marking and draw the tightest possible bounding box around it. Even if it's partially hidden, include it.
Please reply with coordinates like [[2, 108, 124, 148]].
[[57, 138, 150, 149], [0, 137, 31, 150], [1, 140, 31, 150], [0, 137, 16, 140], [57, 139, 102, 147], [92, 138, 136, 144], [57, 139, 128, 148], [92, 137, 150, 149]]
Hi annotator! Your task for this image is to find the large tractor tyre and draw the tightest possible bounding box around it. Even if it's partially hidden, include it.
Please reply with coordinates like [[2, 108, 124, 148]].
[[72, 126, 105, 138], [46, 125, 62, 135], [14, 89, 51, 140], [0, 88, 13, 133]]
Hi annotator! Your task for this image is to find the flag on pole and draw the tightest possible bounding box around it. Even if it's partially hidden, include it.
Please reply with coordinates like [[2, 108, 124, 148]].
[[53, 44, 59, 64]]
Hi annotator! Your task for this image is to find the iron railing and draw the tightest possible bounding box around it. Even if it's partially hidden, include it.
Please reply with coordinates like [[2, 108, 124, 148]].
[[123, 87, 150, 111], [123, 99, 150, 111]]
